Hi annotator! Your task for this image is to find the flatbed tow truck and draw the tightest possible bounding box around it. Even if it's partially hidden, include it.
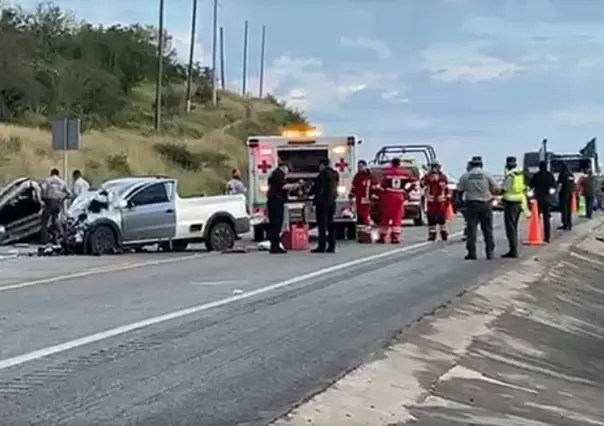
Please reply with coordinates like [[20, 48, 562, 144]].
[[247, 128, 359, 242]]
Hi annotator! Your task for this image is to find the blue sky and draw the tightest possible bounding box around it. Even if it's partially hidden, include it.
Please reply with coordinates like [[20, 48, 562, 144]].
[[18, 0, 604, 175]]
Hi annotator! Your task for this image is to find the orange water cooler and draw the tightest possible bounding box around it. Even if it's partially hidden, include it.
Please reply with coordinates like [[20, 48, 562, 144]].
[[280, 203, 310, 250]]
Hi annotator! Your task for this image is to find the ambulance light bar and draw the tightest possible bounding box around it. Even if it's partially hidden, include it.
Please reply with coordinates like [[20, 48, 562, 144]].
[[248, 138, 259, 148], [282, 129, 319, 138]]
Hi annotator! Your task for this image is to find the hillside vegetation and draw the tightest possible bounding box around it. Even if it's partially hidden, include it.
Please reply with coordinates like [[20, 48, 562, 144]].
[[0, 2, 308, 195]]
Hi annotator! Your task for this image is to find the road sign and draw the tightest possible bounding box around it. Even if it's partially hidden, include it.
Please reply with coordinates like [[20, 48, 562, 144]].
[[52, 117, 80, 151]]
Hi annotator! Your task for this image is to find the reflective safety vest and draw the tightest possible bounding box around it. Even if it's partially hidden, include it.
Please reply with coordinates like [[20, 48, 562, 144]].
[[502, 169, 526, 202]]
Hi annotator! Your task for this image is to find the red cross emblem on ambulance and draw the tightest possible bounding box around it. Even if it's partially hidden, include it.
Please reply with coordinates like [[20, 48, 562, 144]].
[[335, 158, 349, 172], [257, 160, 271, 174]]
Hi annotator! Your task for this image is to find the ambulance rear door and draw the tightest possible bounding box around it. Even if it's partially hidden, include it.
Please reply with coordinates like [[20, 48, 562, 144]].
[[247, 136, 281, 218]]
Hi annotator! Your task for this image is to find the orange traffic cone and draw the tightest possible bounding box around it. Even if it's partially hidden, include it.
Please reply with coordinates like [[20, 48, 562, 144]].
[[446, 202, 455, 221], [571, 192, 578, 215], [524, 200, 544, 246]]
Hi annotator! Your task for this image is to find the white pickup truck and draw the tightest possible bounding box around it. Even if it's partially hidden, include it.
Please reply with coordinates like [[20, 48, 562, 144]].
[[64, 176, 250, 254]]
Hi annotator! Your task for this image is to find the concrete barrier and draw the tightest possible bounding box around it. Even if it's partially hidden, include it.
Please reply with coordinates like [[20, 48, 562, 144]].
[[273, 216, 604, 426]]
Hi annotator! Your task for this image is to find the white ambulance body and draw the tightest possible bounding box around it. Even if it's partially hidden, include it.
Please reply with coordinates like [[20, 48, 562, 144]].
[[247, 132, 359, 242]]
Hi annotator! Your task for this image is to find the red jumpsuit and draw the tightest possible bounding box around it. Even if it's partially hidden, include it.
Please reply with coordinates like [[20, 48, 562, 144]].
[[421, 171, 449, 241], [349, 171, 378, 227], [378, 166, 412, 243]]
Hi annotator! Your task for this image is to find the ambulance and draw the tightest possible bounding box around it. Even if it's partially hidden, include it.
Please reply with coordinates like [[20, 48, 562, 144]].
[[247, 128, 359, 242]]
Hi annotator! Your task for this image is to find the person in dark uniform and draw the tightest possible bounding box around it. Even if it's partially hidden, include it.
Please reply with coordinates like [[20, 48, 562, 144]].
[[266, 163, 301, 254], [459, 160, 473, 241], [456, 156, 499, 260], [557, 163, 575, 231], [529, 161, 556, 243], [578, 165, 595, 219], [309, 159, 340, 253]]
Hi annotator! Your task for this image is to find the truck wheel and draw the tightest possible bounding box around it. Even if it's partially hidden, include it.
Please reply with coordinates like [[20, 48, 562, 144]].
[[414, 207, 426, 226], [346, 223, 357, 240], [205, 220, 236, 251], [253, 225, 265, 242], [335, 224, 346, 240], [87, 224, 117, 255]]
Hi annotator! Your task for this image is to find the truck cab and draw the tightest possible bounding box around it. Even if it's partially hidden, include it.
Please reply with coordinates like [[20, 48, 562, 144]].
[[247, 129, 359, 241]]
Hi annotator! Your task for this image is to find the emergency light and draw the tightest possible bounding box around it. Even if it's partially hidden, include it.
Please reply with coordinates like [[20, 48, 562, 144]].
[[332, 146, 347, 154], [287, 139, 316, 145]]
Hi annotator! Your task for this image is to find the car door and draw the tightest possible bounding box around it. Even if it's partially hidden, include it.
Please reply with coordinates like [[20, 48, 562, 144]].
[[121, 182, 177, 242]]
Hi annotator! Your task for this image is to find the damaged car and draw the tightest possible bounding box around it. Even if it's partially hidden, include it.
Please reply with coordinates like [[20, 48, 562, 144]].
[[63, 176, 250, 255], [0, 177, 44, 245]]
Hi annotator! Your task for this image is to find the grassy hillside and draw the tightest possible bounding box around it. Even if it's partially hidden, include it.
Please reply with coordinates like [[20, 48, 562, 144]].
[[0, 3, 307, 195]]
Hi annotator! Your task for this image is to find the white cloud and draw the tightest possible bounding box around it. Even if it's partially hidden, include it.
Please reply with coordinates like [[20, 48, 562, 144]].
[[381, 90, 408, 104], [419, 43, 522, 82], [236, 55, 401, 113], [551, 105, 604, 126], [339, 36, 392, 59], [170, 30, 210, 65]]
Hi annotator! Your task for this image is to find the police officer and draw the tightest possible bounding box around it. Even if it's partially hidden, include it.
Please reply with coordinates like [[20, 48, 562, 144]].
[[266, 163, 302, 254], [557, 162, 575, 230], [309, 159, 340, 253], [501, 156, 527, 258], [457, 156, 499, 260], [529, 161, 556, 243], [458, 160, 473, 241], [579, 165, 595, 219]]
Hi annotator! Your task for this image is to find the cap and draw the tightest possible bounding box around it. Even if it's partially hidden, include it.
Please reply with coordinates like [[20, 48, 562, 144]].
[[358, 159, 367, 166], [505, 156, 517, 164]]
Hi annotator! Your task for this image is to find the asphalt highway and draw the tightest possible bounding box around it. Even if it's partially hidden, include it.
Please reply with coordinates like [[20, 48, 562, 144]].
[[0, 214, 565, 426]]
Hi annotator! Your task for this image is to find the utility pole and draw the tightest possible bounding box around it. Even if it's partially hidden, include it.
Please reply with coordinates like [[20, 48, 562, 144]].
[[211, 0, 218, 106], [185, 0, 198, 113], [154, 0, 165, 131], [219, 26, 226, 90], [242, 20, 248, 97], [258, 25, 266, 98]]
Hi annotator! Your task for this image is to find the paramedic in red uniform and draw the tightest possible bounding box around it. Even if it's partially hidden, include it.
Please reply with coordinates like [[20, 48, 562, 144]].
[[422, 160, 449, 241], [349, 160, 378, 228], [378, 157, 412, 244]]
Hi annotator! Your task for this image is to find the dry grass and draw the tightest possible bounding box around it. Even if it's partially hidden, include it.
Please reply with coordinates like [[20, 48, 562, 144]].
[[0, 85, 292, 196]]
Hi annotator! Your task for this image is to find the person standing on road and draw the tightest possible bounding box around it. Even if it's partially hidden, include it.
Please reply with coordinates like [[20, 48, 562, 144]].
[[456, 156, 499, 260], [458, 160, 473, 241], [71, 169, 90, 199], [557, 163, 575, 231], [309, 159, 339, 253], [501, 156, 527, 258], [578, 165, 595, 219], [349, 160, 378, 230], [529, 161, 556, 243], [40, 168, 71, 243], [266, 163, 301, 254], [377, 157, 412, 244]]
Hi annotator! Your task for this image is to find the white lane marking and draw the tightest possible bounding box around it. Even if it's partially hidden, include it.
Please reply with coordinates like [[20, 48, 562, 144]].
[[191, 280, 248, 286], [0, 254, 212, 293], [0, 231, 463, 371]]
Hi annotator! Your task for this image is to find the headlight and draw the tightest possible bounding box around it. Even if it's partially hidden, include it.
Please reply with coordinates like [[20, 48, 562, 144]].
[[549, 188, 555, 195], [337, 185, 346, 195], [0, 225, 5, 235], [527, 189, 534, 197]]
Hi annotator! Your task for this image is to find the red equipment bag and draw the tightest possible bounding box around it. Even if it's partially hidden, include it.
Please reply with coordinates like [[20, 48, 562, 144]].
[[281, 223, 309, 250], [356, 225, 374, 243]]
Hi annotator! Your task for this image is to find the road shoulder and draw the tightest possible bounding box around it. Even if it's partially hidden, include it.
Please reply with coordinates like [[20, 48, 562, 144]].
[[272, 216, 604, 426]]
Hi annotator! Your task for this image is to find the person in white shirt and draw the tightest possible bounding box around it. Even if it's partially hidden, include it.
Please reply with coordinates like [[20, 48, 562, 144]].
[[71, 169, 90, 199], [226, 168, 247, 196], [40, 168, 71, 243]]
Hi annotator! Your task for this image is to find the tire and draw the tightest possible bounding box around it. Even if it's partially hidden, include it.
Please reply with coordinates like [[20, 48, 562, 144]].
[[414, 205, 426, 226], [87, 224, 118, 255], [253, 225, 266, 242], [335, 224, 346, 240], [205, 220, 236, 251], [346, 223, 357, 240]]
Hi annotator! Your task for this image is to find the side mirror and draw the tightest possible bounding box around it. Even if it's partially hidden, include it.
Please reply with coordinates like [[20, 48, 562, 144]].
[[117, 199, 129, 209]]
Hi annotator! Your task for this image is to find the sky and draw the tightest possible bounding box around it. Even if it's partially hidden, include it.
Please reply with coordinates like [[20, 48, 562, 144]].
[[17, 0, 604, 175]]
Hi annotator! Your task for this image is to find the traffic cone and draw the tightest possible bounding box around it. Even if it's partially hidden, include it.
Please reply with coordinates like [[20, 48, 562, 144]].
[[571, 192, 578, 215], [446, 202, 455, 221], [524, 200, 545, 246]]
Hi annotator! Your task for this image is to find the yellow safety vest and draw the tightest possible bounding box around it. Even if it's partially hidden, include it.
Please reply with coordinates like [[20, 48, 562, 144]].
[[502, 169, 526, 202]]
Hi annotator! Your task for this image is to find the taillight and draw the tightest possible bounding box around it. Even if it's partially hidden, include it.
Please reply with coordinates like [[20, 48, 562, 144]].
[[248, 138, 259, 148]]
